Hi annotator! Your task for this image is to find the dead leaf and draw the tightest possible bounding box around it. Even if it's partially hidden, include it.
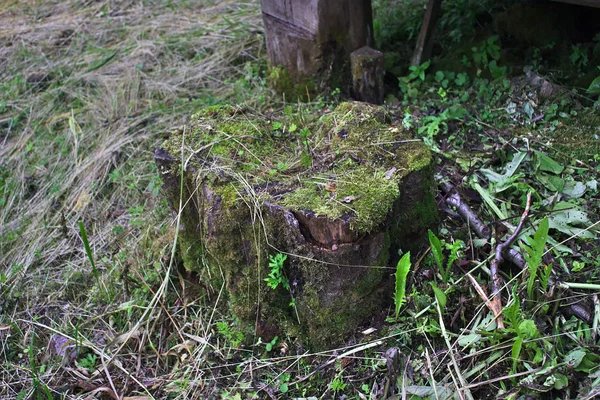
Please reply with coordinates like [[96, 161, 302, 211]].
[[385, 167, 397, 179], [341, 195, 357, 204]]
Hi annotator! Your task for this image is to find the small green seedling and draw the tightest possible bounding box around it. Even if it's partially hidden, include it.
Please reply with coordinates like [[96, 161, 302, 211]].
[[394, 252, 411, 319], [522, 218, 550, 301], [265, 253, 289, 290], [77, 353, 98, 372]]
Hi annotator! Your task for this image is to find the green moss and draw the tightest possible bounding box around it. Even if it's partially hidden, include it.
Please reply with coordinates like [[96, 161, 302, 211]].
[[282, 166, 400, 232], [268, 66, 318, 102], [548, 110, 600, 163]]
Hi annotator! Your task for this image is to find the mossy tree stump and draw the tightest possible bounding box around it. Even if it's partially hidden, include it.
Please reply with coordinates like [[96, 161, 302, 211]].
[[155, 102, 438, 349]]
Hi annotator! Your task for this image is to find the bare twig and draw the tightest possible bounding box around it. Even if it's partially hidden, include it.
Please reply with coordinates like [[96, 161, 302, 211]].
[[440, 182, 525, 268], [441, 182, 490, 239], [488, 192, 532, 328], [466, 273, 493, 315]]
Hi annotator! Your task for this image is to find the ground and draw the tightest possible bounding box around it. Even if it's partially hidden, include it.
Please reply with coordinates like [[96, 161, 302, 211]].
[[1, 0, 600, 399]]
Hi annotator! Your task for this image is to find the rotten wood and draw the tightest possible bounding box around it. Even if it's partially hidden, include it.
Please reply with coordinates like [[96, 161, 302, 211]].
[[156, 102, 438, 349]]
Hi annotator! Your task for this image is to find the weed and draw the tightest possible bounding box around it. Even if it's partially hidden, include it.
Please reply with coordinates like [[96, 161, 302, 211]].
[[587, 67, 600, 95], [265, 336, 278, 352], [330, 376, 347, 394], [429, 282, 446, 312], [570, 44, 589, 71], [264, 253, 289, 291], [78, 221, 101, 291], [394, 252, 411, 319], [399, 61, 430, 99], [216, 321, 244, 348], [427, 229, 464, 284], [76, 353, 97, 373], [417, 106, 468, 150], [265, 253, 300, 322], [521, 217, 550, 301]]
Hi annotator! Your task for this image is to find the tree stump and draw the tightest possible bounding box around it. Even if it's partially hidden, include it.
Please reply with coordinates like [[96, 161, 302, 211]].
[[155, 102, 438, 349], [261, 0, 374, 98], [351, 46, 385, 104]]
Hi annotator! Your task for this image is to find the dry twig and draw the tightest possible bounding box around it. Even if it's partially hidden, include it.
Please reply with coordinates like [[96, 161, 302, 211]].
[[488, 192, 532, 328]]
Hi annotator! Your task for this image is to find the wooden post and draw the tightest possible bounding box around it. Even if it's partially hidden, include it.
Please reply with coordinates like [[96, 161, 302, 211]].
[[411, 0, 443, 66], [261, 0, 374, 96], [351, 46, 385, 104]]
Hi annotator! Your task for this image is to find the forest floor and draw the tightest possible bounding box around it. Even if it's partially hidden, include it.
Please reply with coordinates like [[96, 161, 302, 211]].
[[1, 0, 600, 399]]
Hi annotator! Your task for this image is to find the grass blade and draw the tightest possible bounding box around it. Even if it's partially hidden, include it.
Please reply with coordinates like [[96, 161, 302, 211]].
[[78, 221, 100, 289]]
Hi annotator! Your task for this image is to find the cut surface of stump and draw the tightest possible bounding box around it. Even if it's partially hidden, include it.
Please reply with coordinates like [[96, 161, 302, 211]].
[[156, 102, 438, 349]]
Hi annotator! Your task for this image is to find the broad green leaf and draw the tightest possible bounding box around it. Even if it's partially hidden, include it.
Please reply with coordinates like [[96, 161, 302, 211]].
[[472, 182, 506, 219], [562, 180, 586, 198], [503, 151, 527, 178], [430, 282, 447, 310], [564, 349, 586, 368], [536, 172, 565, 192], [495, 173, 524, 193], [404, 385, 454, 399], [458, 333, 481, 348], [512, 337, 523, 373], [586, 179, 598, 191], [394, 252, 411, 318], [575, 351, 600, 373], [428, 230, 443, 270], [522, 101, 534, 119], [518, 319, 539, 339], [534, 151, 564, 174], [551, 373, 569, 390], [587, 75, 600, 94], [479, 168, 504, 183], [548, 202, 597, 239]]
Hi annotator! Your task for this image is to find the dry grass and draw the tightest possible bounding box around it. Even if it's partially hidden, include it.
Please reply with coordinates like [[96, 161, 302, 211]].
[[0, 0, 275, 397]]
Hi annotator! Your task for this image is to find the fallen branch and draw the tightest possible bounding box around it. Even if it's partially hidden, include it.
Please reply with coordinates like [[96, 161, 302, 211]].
[[442, 182, 490, 239], [488, 192, 532, 328], [440, 183, 592, 324], [440, 182, 526, 268]]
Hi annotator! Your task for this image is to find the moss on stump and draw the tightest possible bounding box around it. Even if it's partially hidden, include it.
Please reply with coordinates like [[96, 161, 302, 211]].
[[155, 102, 438, 349]]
